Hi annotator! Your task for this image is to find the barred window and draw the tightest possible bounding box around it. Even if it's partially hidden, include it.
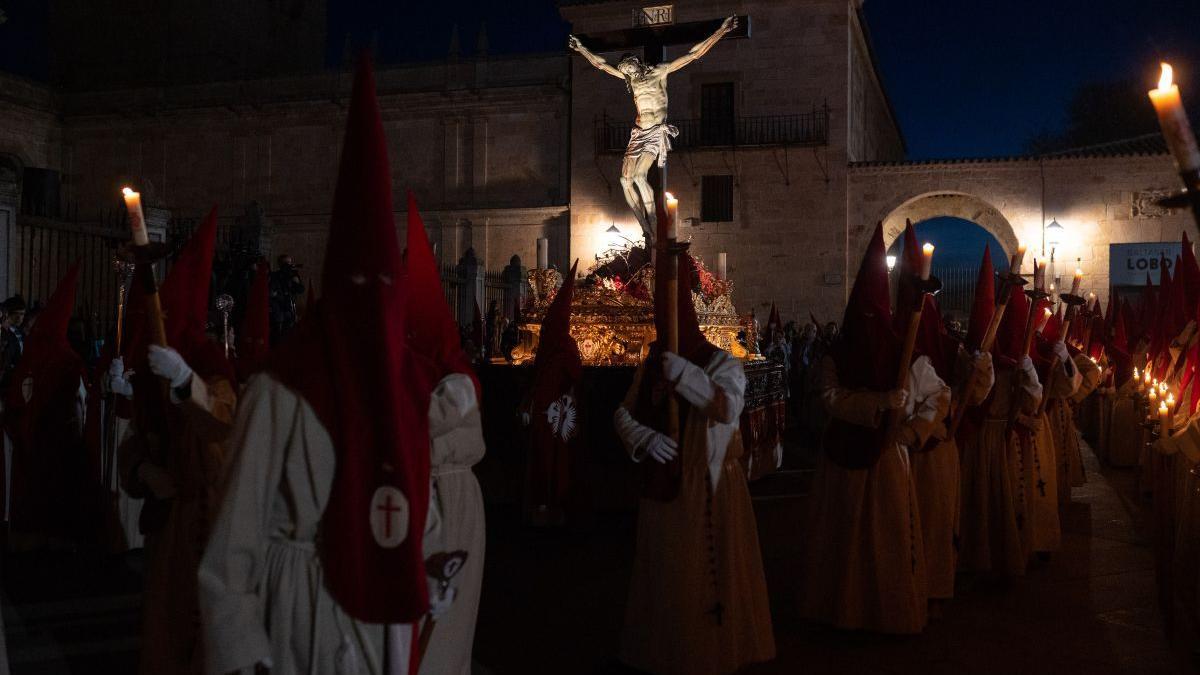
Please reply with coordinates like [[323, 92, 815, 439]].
[[701, 175, 734, 223]]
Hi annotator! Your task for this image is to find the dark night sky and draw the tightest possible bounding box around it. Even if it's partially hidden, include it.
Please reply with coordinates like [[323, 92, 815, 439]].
[[2, 0, 1198, 160]]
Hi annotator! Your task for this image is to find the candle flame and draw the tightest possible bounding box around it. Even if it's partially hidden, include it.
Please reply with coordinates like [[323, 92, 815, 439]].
[[922, 243, 934, 254], [1160, 402, 1169, 413], [122, 187, 135, 197], [1159, 62, 1174, 91], [664, 192, 677, 203]]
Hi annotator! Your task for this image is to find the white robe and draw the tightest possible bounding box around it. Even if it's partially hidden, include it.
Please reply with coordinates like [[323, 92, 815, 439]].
[[199, 372, 486, 675]]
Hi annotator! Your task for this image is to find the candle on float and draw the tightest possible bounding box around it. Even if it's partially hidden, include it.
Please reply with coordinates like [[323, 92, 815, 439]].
[[664, 192, 679, 241], [122, 187, 148, 246], [716, 252, 728, 281], [921, 243, 935, 281], [1161, 401, 1171, 434], [536, 238, 549, 270], [1071, 267, 1082, 296], [1168, 393, 1177, 418], [1149, 63, 1200, 173], [1160, 381, 1169, 395], [1149, 387, 1158, 405]]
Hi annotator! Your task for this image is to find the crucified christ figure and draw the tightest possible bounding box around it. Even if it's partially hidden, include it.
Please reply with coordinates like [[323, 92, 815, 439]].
[[569, 16, 738, 246]]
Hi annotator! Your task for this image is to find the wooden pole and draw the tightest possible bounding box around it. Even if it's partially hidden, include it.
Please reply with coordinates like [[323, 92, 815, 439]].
[[944, 295, 1012, 439], [885, 302, 925, 445]]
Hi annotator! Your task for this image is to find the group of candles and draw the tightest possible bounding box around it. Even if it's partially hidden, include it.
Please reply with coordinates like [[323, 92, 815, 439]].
[[1134, 364, 1178, 436]]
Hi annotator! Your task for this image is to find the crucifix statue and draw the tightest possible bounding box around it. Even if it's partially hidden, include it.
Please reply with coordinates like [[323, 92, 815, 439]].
[[569, 14, 742, 245]]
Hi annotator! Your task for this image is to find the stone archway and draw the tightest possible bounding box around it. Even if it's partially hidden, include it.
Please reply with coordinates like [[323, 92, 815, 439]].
[[879, 192, 1018, 258]]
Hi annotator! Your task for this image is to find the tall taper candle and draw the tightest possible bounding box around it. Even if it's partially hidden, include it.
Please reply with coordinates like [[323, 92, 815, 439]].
[[716, 252, 727, 281], [122, 187, 148, 246], [665, 192, 679, 241], [1149, 63, 1200, 173], [536, 238, 549, 270]]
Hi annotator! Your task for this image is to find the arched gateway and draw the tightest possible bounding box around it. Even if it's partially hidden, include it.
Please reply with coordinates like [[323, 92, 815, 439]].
[[879, 191, 1019, 257]]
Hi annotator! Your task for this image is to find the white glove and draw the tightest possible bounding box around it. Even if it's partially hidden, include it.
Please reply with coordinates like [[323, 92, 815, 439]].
[[520, 411, 531, 427], [147, 345, 193, 389], [662, 351, 691, 383], [644, 433, 679, 464], [972, 350, 992, 374], [108, 357, 134, 398], [1021, 355, 1036, 374], [1052, 341, 1071, 364]]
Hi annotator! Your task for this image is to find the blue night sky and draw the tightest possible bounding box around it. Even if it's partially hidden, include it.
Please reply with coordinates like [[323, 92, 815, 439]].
[[2, 0, 1198, 160]]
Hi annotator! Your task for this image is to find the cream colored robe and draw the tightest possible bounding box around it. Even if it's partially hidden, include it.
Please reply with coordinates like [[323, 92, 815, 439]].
[[801, 355, 949, 634], [959, 358, 1041, 577], [199, 372, 485, 675], [613, 350, 775, 675], [913, 348, 993, 600], [1044, 354, 1095, 504], [1108, 378, 1143, 467]]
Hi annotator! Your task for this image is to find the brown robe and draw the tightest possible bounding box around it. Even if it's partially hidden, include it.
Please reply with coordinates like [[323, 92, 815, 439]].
[[613, 351, 775, 674], [801, 355, 948, 633], [120, 374, 236, 675]]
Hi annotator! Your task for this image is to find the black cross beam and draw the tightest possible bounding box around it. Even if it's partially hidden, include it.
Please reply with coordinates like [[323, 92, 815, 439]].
[[574, 15, 751, 230], [574, 16, 751, 66]]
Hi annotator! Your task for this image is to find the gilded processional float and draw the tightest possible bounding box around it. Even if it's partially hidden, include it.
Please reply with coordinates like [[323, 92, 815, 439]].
[[506, 247, 786, 482]]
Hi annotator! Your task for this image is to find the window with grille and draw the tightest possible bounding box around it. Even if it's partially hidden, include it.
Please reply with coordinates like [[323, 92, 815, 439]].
[[701, 175, 734, 223], [701, 82, 736, 145]]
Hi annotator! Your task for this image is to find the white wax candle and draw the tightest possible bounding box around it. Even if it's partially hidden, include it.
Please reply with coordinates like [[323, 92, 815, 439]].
[[1149, 63, 1200, 173], [921, 243, 934, 281], [665, 193, 679, 241], [537, 238, 549, 270], [716, 252, 727, 281], [122, 187, 148, 246]]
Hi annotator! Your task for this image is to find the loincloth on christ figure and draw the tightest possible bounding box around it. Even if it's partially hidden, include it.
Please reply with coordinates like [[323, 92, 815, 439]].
[[625, 123, 680, 168]]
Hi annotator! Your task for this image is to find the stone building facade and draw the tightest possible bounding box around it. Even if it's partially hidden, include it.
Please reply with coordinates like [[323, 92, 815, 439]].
[[0, 0, 1190, 325]]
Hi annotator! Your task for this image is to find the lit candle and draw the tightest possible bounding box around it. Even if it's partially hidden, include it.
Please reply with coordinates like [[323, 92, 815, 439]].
[[1010, 241, 1027, 273], [1160, 381, 1169, 395], [1168, 393, 1177, 417], [665, 192, 679, 241], [1071, 267, 1082, 296], [122, 187, 148, 246], [921, 243, 935, 280], [536, 237, 549, 270], [1160, 401, 1171, 434], [1149, 387, 1158, 405], [716, 252, 728, 281], [1035, 259, 1047, 292], [1149, 63, 1200, 173]]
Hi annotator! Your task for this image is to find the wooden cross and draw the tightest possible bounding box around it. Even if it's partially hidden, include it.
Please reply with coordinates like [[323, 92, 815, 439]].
[[574, 14, 751, 197]]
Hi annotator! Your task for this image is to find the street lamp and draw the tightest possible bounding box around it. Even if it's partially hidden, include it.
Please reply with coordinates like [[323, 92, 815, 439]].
[[1045, 218, 1066, 250]]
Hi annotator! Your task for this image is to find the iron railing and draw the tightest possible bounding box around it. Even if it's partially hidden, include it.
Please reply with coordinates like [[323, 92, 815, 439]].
[[594, 106, 830, 155]]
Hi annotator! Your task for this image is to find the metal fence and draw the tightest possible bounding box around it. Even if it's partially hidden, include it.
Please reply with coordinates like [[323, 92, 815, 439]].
[[932, 264, 978, 325], [594, 107, 830, 155], [14, 216, 127, 342]]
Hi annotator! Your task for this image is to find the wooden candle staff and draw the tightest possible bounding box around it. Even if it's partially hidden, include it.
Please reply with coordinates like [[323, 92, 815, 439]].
[[885, 244, 941, 446]]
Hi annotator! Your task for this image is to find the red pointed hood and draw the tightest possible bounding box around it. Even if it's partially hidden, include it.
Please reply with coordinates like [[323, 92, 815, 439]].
[[1182, 231, 1200, 310], [5, 262, 83, 438], [267, 57, 430, 623], [766, 302, 782, 339], [993, 284, 1029, 367], [534, 261, 578, 367], [156, 206, 232, 381], [834, 222, 898, 390], [965, 245, 995, 351], [915, 293, 959, 381], [405, 192, 479, 395], [160, 207, 218, 348], [235, 259, 271, 381]]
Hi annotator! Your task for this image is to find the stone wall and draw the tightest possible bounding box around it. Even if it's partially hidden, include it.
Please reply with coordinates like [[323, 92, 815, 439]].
[[0, 73, 62, 170], [561, 0, 876, 324], [57, 55, 571, 282], [848, 152, 1197, 307]]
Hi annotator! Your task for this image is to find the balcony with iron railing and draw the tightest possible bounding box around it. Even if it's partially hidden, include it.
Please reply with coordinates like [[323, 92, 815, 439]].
[[593, 105, 830, 155]]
